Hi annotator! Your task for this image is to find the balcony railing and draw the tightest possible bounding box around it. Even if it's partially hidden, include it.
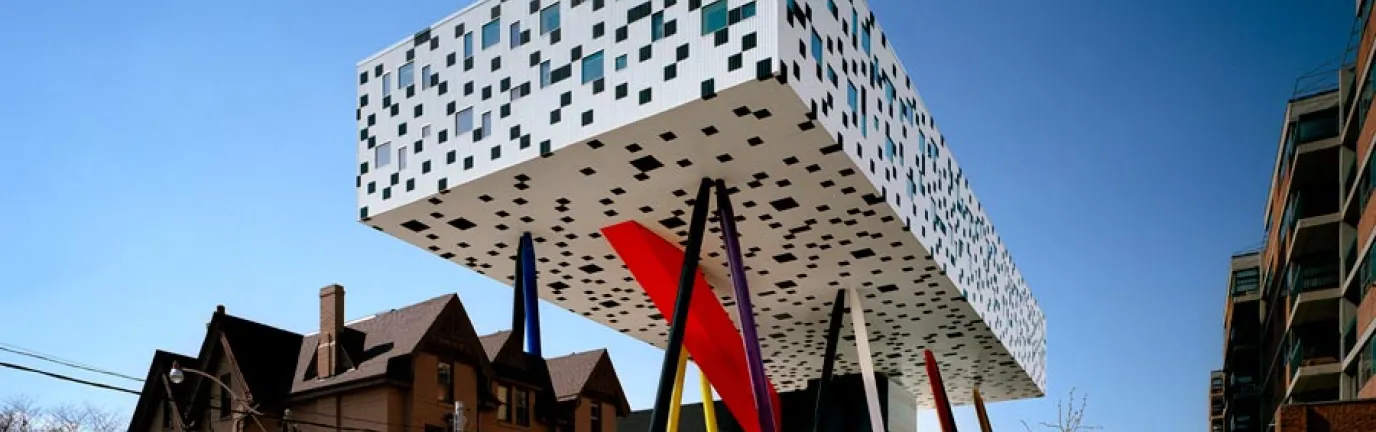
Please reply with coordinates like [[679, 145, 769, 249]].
[[1288, 262, 1341, 297], [1344, 317, 1358, 360], [1287, 336, 1342, 379]]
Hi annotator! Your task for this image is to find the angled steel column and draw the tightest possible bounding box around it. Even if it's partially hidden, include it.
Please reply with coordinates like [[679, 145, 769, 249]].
[[810, 289, 846, 432], [512, 238, 526, 346], [667, 351, 690, 432], [519, 232, 542, 356], [847, 288, 885, 432], [973, 386, 993, 432], [713, 179, 778, 432], [700, 372, 720, 432], [925, 349, 958, 432], [646, 178, 714, 432]]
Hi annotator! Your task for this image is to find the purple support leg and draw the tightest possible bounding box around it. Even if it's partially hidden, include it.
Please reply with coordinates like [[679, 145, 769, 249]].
[[713, 179, 777, 432]]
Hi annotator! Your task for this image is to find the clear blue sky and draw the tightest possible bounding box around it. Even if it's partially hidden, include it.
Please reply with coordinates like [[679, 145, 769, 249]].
[[0, 0, 1350, 430]]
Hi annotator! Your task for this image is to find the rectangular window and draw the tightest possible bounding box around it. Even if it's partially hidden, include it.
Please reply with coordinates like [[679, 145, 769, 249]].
[[398, 62, 414, 89], [420, 65, 431, 90], [651, 12, 665, 41], [421, 124, 432, 138], [480, 111, 492, 139], [852, 10, 858, 38], [482, 19, 501, 49], [218, 374, 231, 418], [741, 1, 756, 19], [382, 73, 392, 98], [437, 363, 453, 402], [514, 387, 531, 426], [376, 142, 393, 168], [582, 51, 605, 84], [615, 55, 628, 70], [702, 1, 728, 34], [885, 137, 895, 161], [847, 82, 857, 112], [1293, 107, 1339, 144], [811, 31, 823, 62], [463, 32, 474, 58], [590, 401, 602, 432], [456, 108, 474, 135], [861, 26, 872, 54], [510, 21, 522, 48], [540, 61, 552, 88], [398, 146, 408, 170], [496, 385, 511, 421], [541, 4, 561, 34]]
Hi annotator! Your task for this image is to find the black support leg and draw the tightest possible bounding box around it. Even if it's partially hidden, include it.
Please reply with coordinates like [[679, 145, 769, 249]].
[[810, 289, 846, 432]]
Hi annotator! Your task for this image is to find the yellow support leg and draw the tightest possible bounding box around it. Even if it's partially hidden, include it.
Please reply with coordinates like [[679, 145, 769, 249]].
[[667, 350, 690, 432], [699, 371, 720, 432]]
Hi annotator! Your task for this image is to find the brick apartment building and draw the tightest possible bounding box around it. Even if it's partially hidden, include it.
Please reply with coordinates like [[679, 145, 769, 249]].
[[124, 285, 629, 432], [1211, 1, 1376, 431]]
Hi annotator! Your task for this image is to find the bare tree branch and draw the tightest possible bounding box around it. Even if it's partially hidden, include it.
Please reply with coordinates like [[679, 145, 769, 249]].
[[0, 397, 123, 432], [1022, 388, 1103, 431]]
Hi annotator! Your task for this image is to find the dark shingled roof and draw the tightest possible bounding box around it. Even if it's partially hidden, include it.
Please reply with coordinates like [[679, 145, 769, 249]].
[[480, 330, 512, 360], [127, 350, 197, 432], [546, 349, 607, 400], [290, 294, 461, 395]]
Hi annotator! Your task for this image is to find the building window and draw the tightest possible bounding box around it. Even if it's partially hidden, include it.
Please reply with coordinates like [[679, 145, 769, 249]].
[[847, 82, 857, 112], [382, 73, 392, 98], [463, 32, 474, 59], [540, 61, 552, 88], [1292, 107, 1339, 144], [480, 112, 492, 140], [741, 1, 756, 19], [421, 124, 432, 138], [615, 55, 628, 71], [398, 62, 415, 89], [651, 12, 665, 41], [510, 21, 522, 48], [456, 108, 474, 135], [218, 374, 232, 418], [589, 401, 602, 432], [376, 142, 393, 168], [513, 387, 530, 426], [810, 31, 822, 63], [398, 146, 408, 170], [420, 65, 431, 90], [437, 362, 453, 403], [582, 51, 605, 84], [701, 1, 727, 35], [861, 26, 872, 54], [496, 385, 511, 422], [540, 4, 561, 34], [482, 19, 501, 49]]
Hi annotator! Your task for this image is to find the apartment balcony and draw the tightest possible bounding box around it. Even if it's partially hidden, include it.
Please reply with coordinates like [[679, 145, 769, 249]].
[[1286, 334, 1342, 400], [1212, 393, 1226, 419], [1212, 370, 1227, 396], [1287, 259, 1342, 327]]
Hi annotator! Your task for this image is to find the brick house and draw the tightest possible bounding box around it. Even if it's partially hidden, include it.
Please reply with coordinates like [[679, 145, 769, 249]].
[[125, 285, 629, 432]]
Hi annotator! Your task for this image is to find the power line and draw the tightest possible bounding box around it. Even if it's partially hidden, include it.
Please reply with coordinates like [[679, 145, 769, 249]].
[[0, 361, 140, 395], [0, 342, 143, 382]]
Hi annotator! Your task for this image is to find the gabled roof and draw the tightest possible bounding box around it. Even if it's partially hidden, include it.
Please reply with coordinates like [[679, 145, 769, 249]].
[[185, 309, 303, 414], [545, 349, 631, 415], [291, 294, 493, 396], [126, 350, 196, 432], [480, 330, 512, 360]]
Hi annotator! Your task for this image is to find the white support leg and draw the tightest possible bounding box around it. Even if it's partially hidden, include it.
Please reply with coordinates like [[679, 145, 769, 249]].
[[849, 288, 886, 432]]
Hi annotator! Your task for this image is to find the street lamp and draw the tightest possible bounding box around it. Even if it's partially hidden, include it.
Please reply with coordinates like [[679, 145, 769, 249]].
[[452, 402, 466, 432], [168, 361, 268, 432]]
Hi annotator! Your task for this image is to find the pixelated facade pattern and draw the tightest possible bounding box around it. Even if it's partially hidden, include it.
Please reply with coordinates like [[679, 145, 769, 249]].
[[354, 0, 1046, 407]]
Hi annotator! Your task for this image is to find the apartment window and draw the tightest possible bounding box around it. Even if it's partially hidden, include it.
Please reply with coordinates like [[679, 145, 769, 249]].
[[437, 363, 453, 403], [861, 26, 872, 54], [513, 387, 531, 426], [375, 142, 393, 168], [482, 19, 501, 49], [218, 374, 231, 418], [421, 124, 432, 138], [463, 32, 474, 59], [540, 4, 561, 34], [741, 1, 756, 19], [496, 385, 511, 422], [398, 146, 408, 170], [382, 73, 392, 98], [582, 51, 605, 84], [540, 61, 552, 88], [1231, 267, 1260, 295], [1293, 107, 1339, 144], [420, 65, 431, 90], [651, 12, 665, 41], [851, 9, 858, 38], [480, 111, 492, 140], [810, 31, 822, 63], [510, 21, 522, 48], [589, 401, 602, 432], [456, 108, 474, 135], [615, 55, 628, 71], [847, 82, 857, 112], [701, 1, 727, 35], [398, 62, 415, 89], [885, 137, 895, 161]]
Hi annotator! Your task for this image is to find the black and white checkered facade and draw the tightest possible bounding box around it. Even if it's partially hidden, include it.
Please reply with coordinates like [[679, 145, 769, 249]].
[[355, 0, 1047, 406]]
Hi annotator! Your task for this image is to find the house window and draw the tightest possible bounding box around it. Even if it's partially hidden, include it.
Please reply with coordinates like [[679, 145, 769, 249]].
[[463, 32, 474, 59], [496, 385, 511, 422], [701, 1, 727, 35], [437, 362, 453, 403], [540, 4, 561, 34], [218, 374, 232, 418], [651, 12, 665, 41], [482, 19, 501, 49], [513, 387, 530, 426], [589, 401, 602, 432], [582, 51, 605, 84], [510, 21, 522, 48], [398, 62, 415, 89], [456, 108, 474, 135], [376, 142, 393, 168], [398, 146, 409, 170], [382, 73, 392, 98]]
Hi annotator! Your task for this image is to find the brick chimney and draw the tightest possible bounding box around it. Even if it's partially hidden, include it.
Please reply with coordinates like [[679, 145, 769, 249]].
[[317, 284, 345, 378]]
